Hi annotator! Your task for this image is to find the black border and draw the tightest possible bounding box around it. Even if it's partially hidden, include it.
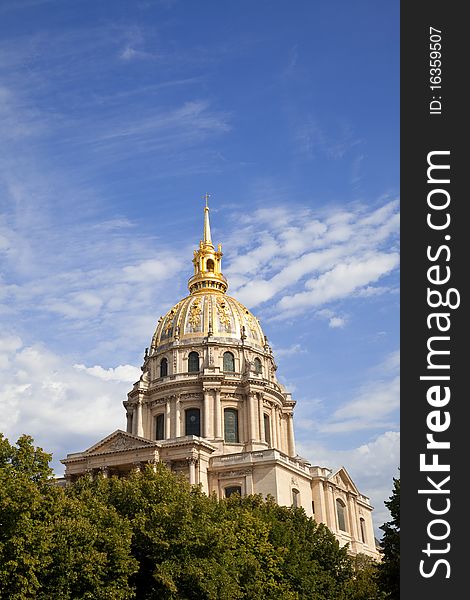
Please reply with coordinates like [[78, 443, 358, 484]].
[[401, 2, 466, 596]]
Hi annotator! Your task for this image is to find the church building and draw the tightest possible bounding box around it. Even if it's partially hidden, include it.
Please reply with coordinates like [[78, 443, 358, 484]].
[[62, 200, 380, 559]]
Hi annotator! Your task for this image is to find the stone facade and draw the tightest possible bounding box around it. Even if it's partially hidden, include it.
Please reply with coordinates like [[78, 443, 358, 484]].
[[62, 200, 380, 560]]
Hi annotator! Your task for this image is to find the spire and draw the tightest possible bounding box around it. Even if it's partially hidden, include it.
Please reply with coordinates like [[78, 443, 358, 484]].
[[187, 194, 227, 294], [203, 193, 213, 247]]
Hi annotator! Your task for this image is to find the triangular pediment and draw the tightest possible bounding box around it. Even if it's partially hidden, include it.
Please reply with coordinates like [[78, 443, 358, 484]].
[[329, 466, 360, 494], [85, 430, 158, 456]]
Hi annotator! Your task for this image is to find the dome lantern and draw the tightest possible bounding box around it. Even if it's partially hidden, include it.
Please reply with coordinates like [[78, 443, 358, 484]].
[[188, 194, 228, 295]]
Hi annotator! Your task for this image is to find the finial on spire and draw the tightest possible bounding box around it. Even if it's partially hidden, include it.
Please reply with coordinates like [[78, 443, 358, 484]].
[[203, 192, 212, 245]]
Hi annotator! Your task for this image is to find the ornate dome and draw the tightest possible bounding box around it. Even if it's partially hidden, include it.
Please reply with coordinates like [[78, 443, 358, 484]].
[[150, 195, 266, 354], [151, 292, 266, 352]]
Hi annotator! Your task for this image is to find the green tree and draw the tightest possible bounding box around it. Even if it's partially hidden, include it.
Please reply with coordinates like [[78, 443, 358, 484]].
[[344, 553, 385, 600], [0, 434, 55, 598], [377, 477, 400, 600], [70, 465, 294, 599], [216, 493, 353, 599], [2, 433, 388, 599], [0, 434, 137, 599]]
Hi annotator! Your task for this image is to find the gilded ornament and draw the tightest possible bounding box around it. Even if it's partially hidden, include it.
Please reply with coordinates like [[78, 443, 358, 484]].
[[188, 298, 202, 329], [216, 296, 231, 331]]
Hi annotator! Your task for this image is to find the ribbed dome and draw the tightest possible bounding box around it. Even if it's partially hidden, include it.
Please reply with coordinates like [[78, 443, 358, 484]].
[[151, 291, 265, 352], [150, 198, 267, 355]]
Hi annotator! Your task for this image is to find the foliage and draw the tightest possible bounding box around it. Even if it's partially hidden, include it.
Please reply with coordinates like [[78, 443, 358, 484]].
[[344, 553, 385, 600], [0, 434, 137, 599], [377, 476, 400, 600], [1, 432, 385, 599]]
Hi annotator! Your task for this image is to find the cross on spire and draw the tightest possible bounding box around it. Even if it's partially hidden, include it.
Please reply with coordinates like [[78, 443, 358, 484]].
[[204, 192, 210, 208]]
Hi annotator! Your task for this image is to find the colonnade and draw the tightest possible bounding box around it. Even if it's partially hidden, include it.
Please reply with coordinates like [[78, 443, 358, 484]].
[[127, 389, 296, 456]]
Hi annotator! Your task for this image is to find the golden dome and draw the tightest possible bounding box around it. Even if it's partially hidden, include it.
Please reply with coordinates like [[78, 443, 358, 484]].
[[151, 292, 266, 352], [150, 195, 266, 353]]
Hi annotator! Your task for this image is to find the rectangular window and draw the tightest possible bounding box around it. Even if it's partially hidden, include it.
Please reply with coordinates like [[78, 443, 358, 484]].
[[264, 414, 271, 446], [155, 414, 165, 440], [224, 408, 239, 443], [185, 408, 201, 436]]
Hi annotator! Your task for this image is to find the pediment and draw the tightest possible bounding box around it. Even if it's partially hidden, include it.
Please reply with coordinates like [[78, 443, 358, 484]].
[[330, 466, 360, 494], [85, 430, 158, 456]]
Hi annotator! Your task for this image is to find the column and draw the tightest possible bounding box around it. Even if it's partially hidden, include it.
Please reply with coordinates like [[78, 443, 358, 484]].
[[324, 484, 335, 531], [245, 470, 254, 494], [203, 390, 210, 438], [347, 495, 359, 541], [214, 389, 222, 438], [136, 399, 143, 437], [259, 395, 265, 443], [275, 409, 281, 451], [279, 416, 286, 453], [288, 414, 296, 457], [316, 479, 327, 524], [244, 396, 250, 443], [126, 412, 133, 434], [271, 406, 278, 449], [175, 396, 181, 437], [188, 457, 196, 485], [249, 393, 257, 441], [165, 399, 171, 440]]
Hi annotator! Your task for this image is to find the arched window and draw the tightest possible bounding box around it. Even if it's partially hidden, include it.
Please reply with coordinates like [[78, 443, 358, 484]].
[[292, 488, 300, 508], [224, 408, 239, 443], [188, 351, 199, 373], [225, 486, 241, 498], [336, 499, 347, 532], [223, 351, 235, 372], [185, 408, 200, 436], [360, 518, 367, 543], [206, 259, 215, 272], [264, 414, 271, 446], [254, 357, 262, 374], [160, 358, 168, 377], [155, 414, 165, 440]]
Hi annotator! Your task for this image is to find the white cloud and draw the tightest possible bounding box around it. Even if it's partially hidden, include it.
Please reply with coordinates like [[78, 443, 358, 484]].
[[278, 252, 399, 316], [74, 363, 141, 383], [293, 345, 400, 537], [297, 431, 400, 535], [227, 199, 399, 319], [311, 350, 400, 434], [315, 307, 347, 329], [328, 316, 346, 328], [0, 335, 134, 473], [273, 343, 306, 357]]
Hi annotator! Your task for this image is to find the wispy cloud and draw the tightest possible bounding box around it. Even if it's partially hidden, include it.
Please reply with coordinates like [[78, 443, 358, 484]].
[[296, 350, 400, 436], [297, 430, 400, 535], [294, 115, 362, 161], [294, 348, 400, 534], [272, 343, 306, 357], [319, 376, 399, 433], [225, 199, 399, 319]]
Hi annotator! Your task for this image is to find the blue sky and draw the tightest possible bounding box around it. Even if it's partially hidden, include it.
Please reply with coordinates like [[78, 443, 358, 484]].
[[0, 0, 399, 533]]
